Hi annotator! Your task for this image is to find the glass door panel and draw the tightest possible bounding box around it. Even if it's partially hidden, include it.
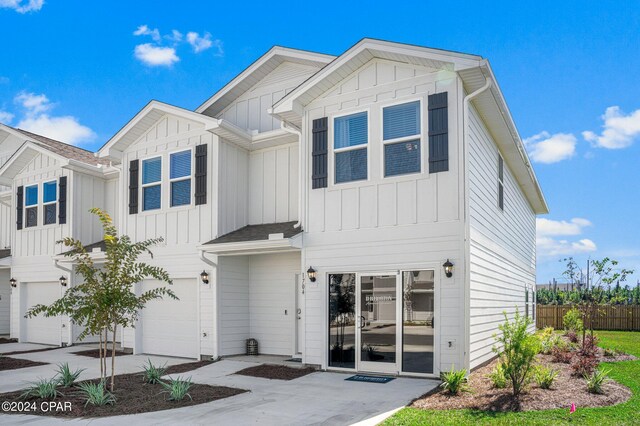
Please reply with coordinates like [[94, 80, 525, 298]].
[[328, 274, 356, 368], [359, 275, 398, 371], [402, 270, 434, 374]]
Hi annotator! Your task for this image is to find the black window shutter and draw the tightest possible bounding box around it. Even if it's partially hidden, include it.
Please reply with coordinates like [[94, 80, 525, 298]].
[[58, 176, 67, 224], [312, 117, 328, 189], [16, 186, 23, 230], [194, 144, 208, 205], [428, 92, 449, 173], [129, 159, 139, 215]]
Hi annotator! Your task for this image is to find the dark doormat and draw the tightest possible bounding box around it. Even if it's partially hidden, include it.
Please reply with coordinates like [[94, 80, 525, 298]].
[[285, 358, 302, 363], [346, 374, 395, 384]]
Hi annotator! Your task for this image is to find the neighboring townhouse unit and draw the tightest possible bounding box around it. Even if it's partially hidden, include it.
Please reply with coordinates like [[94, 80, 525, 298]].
[[0, 38, 547, 377]]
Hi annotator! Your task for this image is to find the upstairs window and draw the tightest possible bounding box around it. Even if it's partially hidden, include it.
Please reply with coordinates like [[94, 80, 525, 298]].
[[43, 180, 57, 225], [498, 155, 504, 211], [142, 157, 162, 211], [334, 111, 368, 184], [170, 150, 192, 207], [383, 101, 421, 177], [25, 184, 38, 228]]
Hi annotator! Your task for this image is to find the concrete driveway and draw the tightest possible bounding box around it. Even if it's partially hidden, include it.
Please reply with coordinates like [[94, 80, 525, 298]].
[[1, 351, 438, 425]]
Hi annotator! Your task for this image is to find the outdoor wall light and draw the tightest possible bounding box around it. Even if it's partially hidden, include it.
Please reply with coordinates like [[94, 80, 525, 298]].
[[200, 270, 209, 285], [59, 276, 68, 287], [443, 259, 454, 278], [307, 267, 317, 282], [9, 278, 17, 288]]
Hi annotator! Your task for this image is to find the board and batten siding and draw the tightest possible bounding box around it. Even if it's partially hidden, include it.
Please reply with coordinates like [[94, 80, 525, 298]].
[[301, 59, 466, 372], [0, 201, 10, 250], [467, 104, 536, 369], [218, 255, 250, 356], [217, 140, 248, 237], [0, 269, 10, 334], [220, 62, 322, 133]]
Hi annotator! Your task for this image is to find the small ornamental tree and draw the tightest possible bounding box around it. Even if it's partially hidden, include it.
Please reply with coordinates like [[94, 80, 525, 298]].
[[26, 208, 177, 391], [493, 309, 540, 397]]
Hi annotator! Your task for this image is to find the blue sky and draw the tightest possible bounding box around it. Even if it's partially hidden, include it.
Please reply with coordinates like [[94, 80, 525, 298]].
[[1, 0, 639, 285]]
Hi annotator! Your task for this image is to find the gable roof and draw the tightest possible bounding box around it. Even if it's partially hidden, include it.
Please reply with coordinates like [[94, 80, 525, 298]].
[[272, 38, 548, 214], [195, 46, 335, 118], [97, 100, 219, 161]]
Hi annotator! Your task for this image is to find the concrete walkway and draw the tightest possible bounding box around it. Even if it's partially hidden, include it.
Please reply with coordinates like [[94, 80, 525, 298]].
[[1, 354, 436, 425]]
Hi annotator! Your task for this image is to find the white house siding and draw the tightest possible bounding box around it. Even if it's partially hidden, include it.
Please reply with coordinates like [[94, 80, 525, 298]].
[[301, 59, 465, 373], [0, 201, 9, 250], [72, 173, 107, 246], [218, 255, 250, 356], [467, 104, 536, 369], [218, 140, 248, 237], [220, 62, 322, 133], [248, 143, 299, 226], [0, 269, 10, 334]]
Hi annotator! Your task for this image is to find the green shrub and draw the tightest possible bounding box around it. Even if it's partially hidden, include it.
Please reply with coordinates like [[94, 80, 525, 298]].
[[538, 328, 566, 355], [55, 363, 85, 387], [141, 358, 167, 384], [563, 308, 583, 333], [493, 309, 540, 396], [533, 365, 558, 389], [20, 378, 61, 400], [77, 380, 116, 407], [439, 366, 470, 395], [585, 368, 611, 394], [603, 347, 619, 357], [487, 362, 507, 389], [160, 377, 193, 401]]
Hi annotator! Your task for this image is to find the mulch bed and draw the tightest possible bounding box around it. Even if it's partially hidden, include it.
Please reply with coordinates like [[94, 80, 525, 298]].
[[0, 363, 247, 418], [1, 346, 62, 356], [0, 337, 18, 344], [234, 364, 316, 380], [411, 344, 633, 412], [0, 357, 48, 371], [165, 360, 213, 375], [73, 349, 130, 358]]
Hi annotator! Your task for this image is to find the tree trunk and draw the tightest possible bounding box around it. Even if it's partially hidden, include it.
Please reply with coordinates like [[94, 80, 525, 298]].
[[111, 321, 117, 392], [98, 329, 103, 379], [103, 328, 108, 381]]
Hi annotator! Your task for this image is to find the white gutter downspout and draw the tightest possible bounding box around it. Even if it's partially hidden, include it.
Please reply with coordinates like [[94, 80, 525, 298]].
[[462, 65, 492, 372], [280, 121, 303, 229]]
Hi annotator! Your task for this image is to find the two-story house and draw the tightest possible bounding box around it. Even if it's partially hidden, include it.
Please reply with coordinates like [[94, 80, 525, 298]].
[[1, 38, 547, 378]]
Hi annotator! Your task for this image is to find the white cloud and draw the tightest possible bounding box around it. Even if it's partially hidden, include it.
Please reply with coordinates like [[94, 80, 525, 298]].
[[134, 44, 179, 67], [186, 31, 220, 54], [536, 217, 596, 257], [11, 91, 96, 145], [582, 106, 640, 149], [524, 131, 577, 164], [133, 24, 161, 42], [168, 30, 183, 43], [0, 0, 44, 13], [0, 110, 14, 123]]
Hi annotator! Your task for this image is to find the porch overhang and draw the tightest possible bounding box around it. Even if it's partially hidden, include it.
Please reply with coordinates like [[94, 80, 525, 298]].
[[206, 119, 298, 151], [199, 221, 303, 256]]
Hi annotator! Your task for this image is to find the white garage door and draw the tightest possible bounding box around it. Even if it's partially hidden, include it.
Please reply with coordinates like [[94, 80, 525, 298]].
[[22, 282, 61, 345], [0, 270, 10, 335], [140, 278, 198, 358]]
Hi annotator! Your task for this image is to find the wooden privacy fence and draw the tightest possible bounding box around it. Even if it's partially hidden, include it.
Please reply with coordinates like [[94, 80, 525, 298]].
[[536, 305, 640, 331]]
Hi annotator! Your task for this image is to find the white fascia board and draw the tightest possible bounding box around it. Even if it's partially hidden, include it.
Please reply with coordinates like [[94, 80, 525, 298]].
[[197, 238, 300, 255], [0, 142, 70, 182]]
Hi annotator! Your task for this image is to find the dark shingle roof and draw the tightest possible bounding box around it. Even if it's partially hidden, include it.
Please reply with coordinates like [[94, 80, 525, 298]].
[[0, 249, 11, 259], [61, 240, 106, 256], [204, 222, 302, 245], [12, 127, 109, 167]]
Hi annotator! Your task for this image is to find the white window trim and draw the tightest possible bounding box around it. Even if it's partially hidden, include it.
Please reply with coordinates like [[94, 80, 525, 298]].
[[380, 98, 424, 179], [24, 183, 38, 228], [330, 108, 370, 186], [141, 155, 162, 212], [42, 179, 57, 225], [498, 154, 505, 212], [168, 147, 194, 208]]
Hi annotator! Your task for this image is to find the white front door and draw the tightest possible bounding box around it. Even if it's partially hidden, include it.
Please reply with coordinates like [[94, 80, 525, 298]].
[[295, 273, 304, 356], [357, 273, 400, 374]]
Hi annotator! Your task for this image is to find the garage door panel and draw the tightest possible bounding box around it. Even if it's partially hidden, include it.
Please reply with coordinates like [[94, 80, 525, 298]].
[[140, 278, 198, 358], [23, 282, 61, 346]]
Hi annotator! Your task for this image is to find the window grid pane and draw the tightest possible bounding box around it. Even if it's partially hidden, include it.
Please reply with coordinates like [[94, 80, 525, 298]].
[[26, 206, 37, 227], [170, 151, 191, 179], [335, 148, 367, 183], [385, 140, 421, 177], [383, 101, 420, 140], [142, 157, 162, 184], [25, 186, 38, 206], [334, 112, 368, 149], [143, 185, 161, 210], [44, 204, 56, 225], [43, 181, 57, 203], [171, 179, 191, 207]]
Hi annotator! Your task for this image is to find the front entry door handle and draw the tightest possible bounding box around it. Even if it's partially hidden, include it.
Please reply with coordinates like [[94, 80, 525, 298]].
[[359, 315, 366, 329]]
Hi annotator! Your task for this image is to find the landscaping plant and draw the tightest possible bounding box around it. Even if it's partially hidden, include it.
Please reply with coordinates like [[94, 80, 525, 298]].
[[20, 378, 62, 400], [492, 309, 540, 396], [563, 308, 583, 334], [141, 358, 168, 384], [551, 346, 574, 364], [533, 365, 558, 389], [77, 380, 117, 407], [585, 368, 611, 394], [571, 355, 599, 377], [487, 362, 507, 389], [55, 362, 86, 387], [566, 330, 579, 343], [160, 377, 193, 401], [25, 208, 177, 392]]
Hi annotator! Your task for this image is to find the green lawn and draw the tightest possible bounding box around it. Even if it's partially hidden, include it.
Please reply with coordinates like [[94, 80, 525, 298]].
[[382, 331, 640, 426]]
